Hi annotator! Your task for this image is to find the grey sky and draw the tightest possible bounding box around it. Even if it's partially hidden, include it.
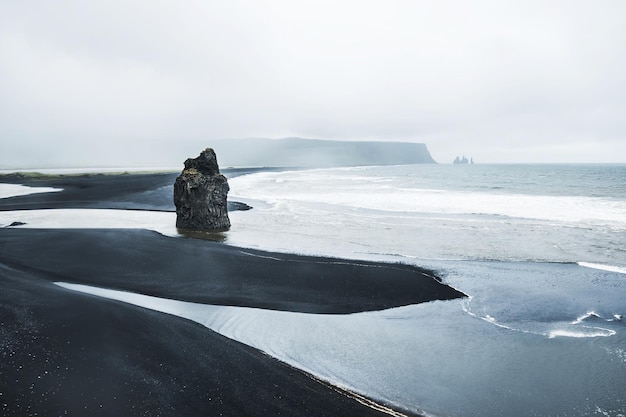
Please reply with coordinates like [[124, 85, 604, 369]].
[[1, 0, 625, 167]]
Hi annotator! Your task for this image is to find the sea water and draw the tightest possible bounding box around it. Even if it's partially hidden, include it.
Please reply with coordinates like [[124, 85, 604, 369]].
[[3, 164, 626, 416], [227, 164, 626, 269], [223, 164, 626, 416]]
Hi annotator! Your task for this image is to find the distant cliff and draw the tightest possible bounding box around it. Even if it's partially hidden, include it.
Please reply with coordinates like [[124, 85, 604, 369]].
[[210, 138, 436, 168]]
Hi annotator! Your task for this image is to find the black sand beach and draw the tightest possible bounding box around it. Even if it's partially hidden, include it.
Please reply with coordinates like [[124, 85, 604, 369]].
[[0, 168, 264, 212], [1, 172, 464, 416]]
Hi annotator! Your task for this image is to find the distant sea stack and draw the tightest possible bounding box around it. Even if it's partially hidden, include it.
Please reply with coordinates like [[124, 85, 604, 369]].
[[453, 155, 474, 164], [174, 148, 231, 231]]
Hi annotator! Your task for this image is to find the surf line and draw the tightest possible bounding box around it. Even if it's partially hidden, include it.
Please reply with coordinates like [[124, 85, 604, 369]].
[[54, 282, 417, 417], [461, 299, 616, 338], [577, 262, 626, 275]]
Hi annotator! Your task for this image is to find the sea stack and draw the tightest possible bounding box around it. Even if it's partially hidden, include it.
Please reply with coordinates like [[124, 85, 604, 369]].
[[174, 148, 231, 231]]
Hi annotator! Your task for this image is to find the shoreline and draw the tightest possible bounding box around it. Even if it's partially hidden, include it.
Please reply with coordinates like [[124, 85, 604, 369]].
[[0, 170, 462, 416], [0, 168, 266, 212], [0, 257, 424, 417]]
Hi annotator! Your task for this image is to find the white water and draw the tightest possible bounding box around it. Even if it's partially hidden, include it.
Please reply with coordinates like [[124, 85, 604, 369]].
[[578, 262, 626, 275], [229, 168, 626, 225], [0, 208, 177, 235], [226, 166, 626, 270], [0, 184, 62, 199]]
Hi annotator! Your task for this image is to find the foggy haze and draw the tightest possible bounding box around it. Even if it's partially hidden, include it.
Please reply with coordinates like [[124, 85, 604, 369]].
[[1, 0, 625, 168]]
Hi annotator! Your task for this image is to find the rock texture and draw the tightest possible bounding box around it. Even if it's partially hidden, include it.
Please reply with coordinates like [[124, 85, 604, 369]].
[[174, 148, 231, 231]]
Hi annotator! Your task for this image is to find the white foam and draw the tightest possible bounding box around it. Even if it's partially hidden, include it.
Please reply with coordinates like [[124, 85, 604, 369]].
[[0, 183, 62, 199], [462, 300, 619, 339], [549, 328, 616, 339], [229, 169, 626, 227], [0, 208, 177, 235], [577, 262, 626, 275], [571, 311, 601, 325], [227, 168, 626, 268], [462, 299, 536, 335]]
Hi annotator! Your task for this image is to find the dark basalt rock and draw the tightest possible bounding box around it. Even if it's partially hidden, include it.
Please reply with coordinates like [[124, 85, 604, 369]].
[[174, 148, 231, 231], [7, 221, 27, 227], [228, 201, 253, 211]]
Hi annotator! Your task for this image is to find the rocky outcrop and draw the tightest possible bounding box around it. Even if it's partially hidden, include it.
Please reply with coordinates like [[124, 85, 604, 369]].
[[453, 155, 473, 164], [7, 221, 27, 227], [174, 148, 230, 231]]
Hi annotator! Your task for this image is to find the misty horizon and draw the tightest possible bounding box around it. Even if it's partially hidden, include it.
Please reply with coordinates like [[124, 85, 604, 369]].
[[2, 1, 626, 168], [2, 136, 626, 171]]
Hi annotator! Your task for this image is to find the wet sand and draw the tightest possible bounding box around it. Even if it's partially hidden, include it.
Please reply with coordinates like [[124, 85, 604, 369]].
[[0, 171, 464, 416]]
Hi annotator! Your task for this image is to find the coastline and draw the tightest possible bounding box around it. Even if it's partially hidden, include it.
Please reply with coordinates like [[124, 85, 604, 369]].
[[0, 259, 423, 417], [0, 170, 463, 416], [0, 228, 464, 314], [0, 169, 263, 212]]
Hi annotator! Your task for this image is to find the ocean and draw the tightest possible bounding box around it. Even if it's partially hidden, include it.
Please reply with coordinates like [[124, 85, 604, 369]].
[[224, 163, 626, 416], [2, 163, 625, 416], [227, 163, 626, 270]]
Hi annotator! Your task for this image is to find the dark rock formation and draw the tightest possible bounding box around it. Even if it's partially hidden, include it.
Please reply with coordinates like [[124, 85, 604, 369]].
[[453, 155, 473, 164], [7, 221, 27, 227], [174, 148, 230, 231]]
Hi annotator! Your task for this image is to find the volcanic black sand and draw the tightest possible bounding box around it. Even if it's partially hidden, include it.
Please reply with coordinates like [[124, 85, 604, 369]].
[[0, 168, 265, 212], [0, 171, 465, 416]]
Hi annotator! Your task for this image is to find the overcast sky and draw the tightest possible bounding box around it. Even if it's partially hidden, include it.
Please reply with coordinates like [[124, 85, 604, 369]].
[[1, 0, 625, 167]]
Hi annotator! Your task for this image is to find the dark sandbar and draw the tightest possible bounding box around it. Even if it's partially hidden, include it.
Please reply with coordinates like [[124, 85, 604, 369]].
[[0, 261, 419, 417]]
